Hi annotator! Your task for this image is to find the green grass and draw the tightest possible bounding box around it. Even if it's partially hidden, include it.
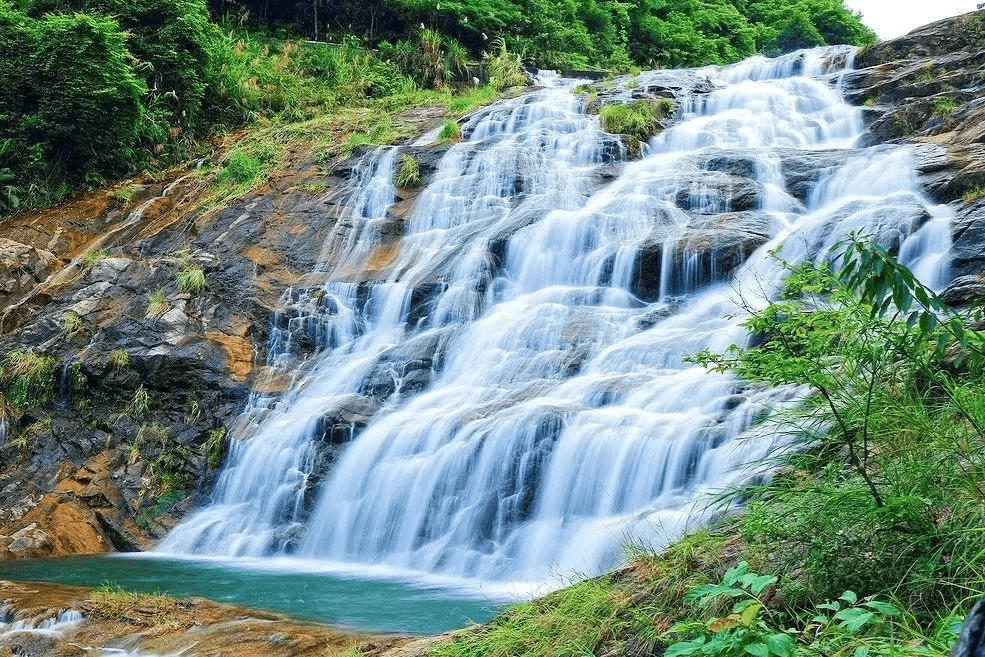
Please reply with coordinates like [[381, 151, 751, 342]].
[[0, 350, 57, 409], [108, 183, 142, 206], [87, 584, 179, 625], [964, 185, 985, 203], [80, 247, 110, 269], [129, 385, 151, 417], [146, 288, 169, 317], [932, 97, 959, 116], [599, 98, 674, 143], [438, 120, 462, 143], [295, 181, 329, 193], [176, 265, 206, 294], [203, 426, 227, 469], [395, 153, 422, 188], [136, 490, 186, 529], [63, 310, 84, 337], [108, 349, 130, 370]]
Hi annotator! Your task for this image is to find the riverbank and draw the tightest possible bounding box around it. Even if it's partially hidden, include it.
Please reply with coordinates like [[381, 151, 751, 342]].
[[0, 579, 445, 657]]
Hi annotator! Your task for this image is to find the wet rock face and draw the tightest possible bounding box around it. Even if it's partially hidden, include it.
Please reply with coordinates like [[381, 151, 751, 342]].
[[843, 10, 985, 293], [845, 16, 985, 204], [0, 129, 461, 558]]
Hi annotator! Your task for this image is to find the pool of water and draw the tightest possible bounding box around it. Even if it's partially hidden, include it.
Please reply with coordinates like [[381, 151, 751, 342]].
[[0, 553, 502, 634]]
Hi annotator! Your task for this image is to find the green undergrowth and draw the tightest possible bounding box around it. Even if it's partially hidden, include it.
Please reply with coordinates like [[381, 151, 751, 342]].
[[433, 238, 985, 657], [195, 77, 501, 214], [0, 2, 510, 219]]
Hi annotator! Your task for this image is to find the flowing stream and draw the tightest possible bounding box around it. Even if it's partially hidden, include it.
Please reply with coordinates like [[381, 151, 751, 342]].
[[159, 48, 953, 591]]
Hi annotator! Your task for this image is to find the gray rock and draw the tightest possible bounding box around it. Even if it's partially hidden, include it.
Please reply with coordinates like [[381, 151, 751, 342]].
[[941, 275, 985, 306], [7, 523, 52, 554]]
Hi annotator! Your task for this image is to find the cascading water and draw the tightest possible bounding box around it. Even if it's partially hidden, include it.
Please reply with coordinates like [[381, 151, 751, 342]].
[[161, 49, 953, 587]]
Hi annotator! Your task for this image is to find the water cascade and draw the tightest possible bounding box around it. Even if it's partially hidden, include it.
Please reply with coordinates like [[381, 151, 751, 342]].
[[161, 49, 953, 587]]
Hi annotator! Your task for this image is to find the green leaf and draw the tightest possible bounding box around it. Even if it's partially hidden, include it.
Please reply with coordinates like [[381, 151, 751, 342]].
[[748, 575, 777, 595], [764, 633, 796, 657], [665, 641, 702, 657], [863, 600, 900, 616], [744, 642, 769, 657], [839, 591, 858, 604], [724, 562, 749, 586], [740, 603, 763, 626], [664, 636, 705, 657], [834, 608, 875, 632]]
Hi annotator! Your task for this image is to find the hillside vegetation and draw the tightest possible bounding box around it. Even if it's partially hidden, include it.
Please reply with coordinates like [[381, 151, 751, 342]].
[[0, 0, 873, 216]]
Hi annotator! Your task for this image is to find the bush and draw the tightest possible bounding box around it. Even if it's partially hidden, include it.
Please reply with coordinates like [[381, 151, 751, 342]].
[[691, 237, 985, 616], [599, 99, 672, 143], [0, 10, 146, 185]]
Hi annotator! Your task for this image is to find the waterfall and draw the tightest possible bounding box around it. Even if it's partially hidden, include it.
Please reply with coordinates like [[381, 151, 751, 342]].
[[160, 47, 953, 587]]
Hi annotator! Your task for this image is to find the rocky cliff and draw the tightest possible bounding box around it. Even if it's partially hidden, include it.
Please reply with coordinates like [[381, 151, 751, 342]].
[[0, 117, 453, 557], [844, 10, 985, 301]]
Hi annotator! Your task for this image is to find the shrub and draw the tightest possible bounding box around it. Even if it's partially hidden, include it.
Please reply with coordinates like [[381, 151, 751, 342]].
[[663, 563, 940, 657], [691, 237, 985, 615], [0, 9, 146, 189], [599, 99, 672, 143]]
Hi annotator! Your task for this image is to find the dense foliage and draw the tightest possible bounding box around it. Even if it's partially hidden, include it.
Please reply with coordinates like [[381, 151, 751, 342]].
[[217, 0, 877, 69], [0, 0, 421, 212]]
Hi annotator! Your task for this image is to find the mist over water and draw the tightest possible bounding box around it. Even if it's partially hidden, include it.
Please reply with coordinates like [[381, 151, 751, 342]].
[[160, 47, 953, 590]]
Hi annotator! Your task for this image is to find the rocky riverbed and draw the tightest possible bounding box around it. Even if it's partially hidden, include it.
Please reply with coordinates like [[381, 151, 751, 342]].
[[0, 579, 441, 657]]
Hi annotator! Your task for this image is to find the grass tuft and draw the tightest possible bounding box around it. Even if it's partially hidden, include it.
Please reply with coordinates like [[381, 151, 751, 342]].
[[87, 585, 179, 626], [108, 349, 130, 370], [80, 247, 110, 269], [963, 185, 985, 203], [395, 153, 422, 189], [203, 426, 227, 469], [438, 120, 462, 143], [146, 288, 169, 317], [63, 310, 84, 337]]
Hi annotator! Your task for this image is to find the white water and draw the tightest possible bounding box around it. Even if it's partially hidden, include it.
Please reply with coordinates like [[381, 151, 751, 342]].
[[161, 47, 953, 588], [0, 608, 82, 642]]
